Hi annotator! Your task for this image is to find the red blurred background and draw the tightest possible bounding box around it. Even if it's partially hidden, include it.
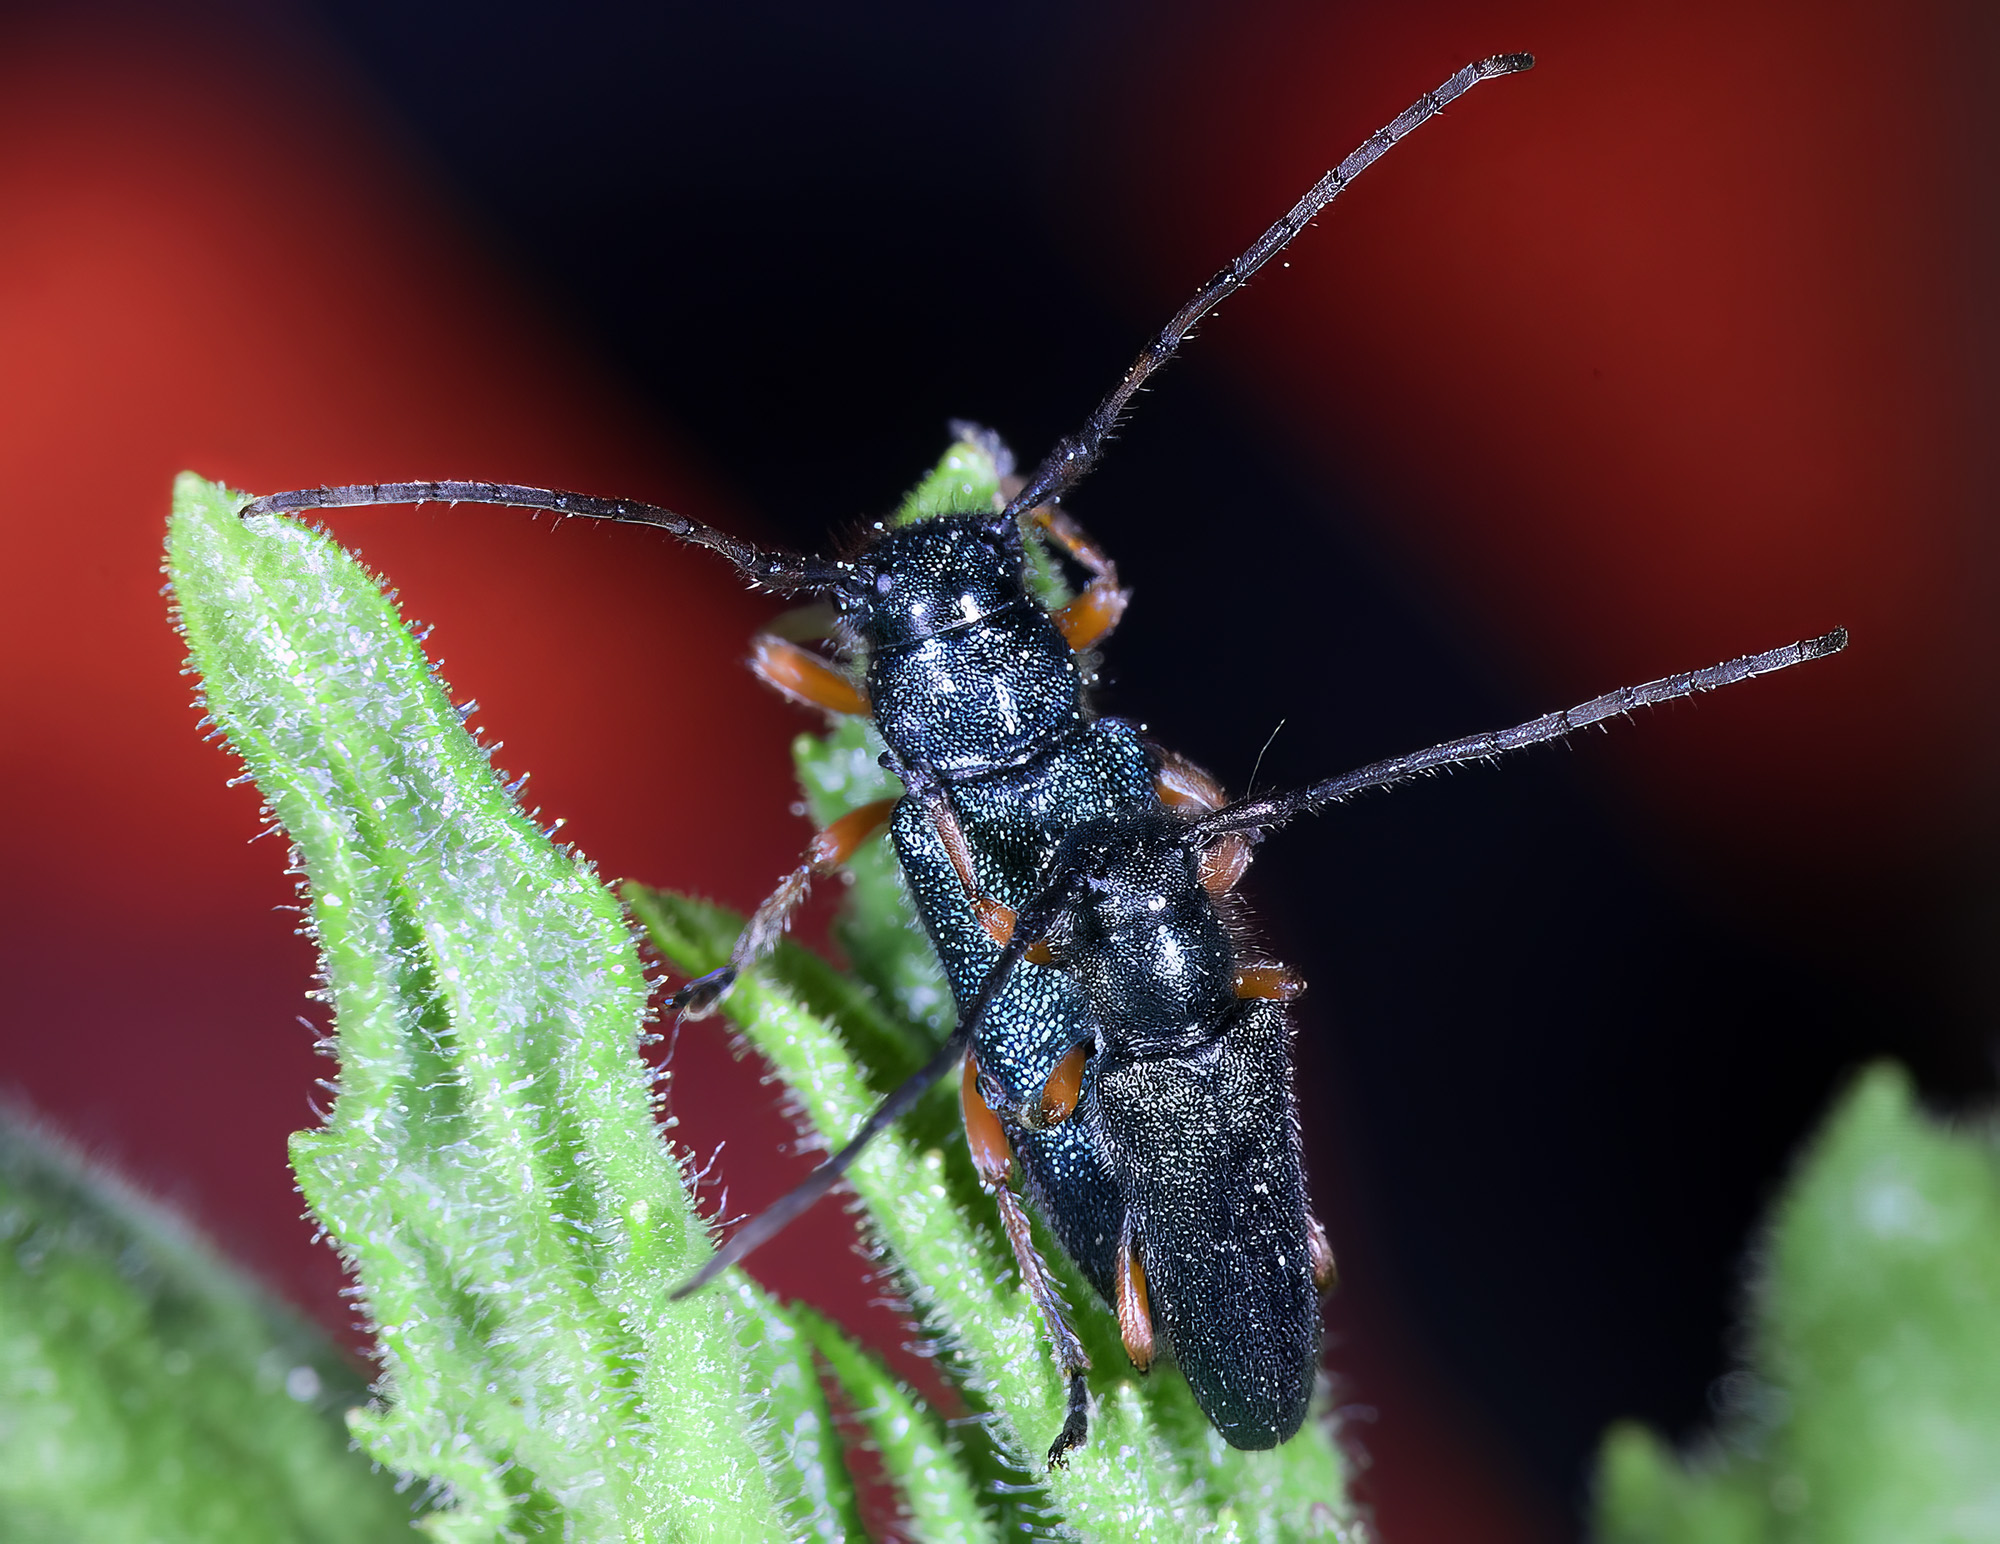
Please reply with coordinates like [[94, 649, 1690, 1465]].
[[3, 2, 1992, 1539]]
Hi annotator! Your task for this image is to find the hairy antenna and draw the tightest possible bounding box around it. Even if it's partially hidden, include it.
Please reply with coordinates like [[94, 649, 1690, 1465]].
[[1003, 51, 1535, 521], [1194, 629, 1848, 842], [241, 480, 845, 593]]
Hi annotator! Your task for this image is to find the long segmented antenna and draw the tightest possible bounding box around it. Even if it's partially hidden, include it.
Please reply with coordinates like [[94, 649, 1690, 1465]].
[[240, 480, 845, 593], [1193, 628, 1848, 843], [669, 871, 1082, 1299], [1002, 51, 1535, 522]]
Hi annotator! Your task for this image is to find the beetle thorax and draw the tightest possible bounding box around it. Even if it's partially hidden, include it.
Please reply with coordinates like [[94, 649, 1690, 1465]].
[[856, 516, 1087, 775], [1056, 813, 1238, 1051]]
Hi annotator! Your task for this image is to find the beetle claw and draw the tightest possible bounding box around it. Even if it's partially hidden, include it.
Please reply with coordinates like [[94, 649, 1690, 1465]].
[[1045, 1373, 1091, 1469]]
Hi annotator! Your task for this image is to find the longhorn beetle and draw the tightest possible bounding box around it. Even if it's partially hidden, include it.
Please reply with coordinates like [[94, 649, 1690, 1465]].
[[675, 626, 1845, 1455], [243, 51, 1846, 1463]]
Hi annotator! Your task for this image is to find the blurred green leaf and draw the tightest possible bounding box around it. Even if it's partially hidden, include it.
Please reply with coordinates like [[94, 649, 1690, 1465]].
[[0, 1111, 415, 1543], [723, 1280, 866, 1543], [1596, 1063, 2000, 1544], [793, 1303, 996, 1544]]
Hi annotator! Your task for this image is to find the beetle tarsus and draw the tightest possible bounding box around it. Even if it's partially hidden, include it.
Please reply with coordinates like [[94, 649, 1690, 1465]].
[[1046, 1373, 1091, 1469]]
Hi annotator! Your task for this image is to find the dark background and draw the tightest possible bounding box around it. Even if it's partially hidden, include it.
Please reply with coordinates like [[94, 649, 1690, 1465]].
[[4, 2, 1995, 1539]]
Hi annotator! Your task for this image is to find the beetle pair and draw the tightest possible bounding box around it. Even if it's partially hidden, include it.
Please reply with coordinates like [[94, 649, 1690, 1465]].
[[244, 50, 1844, 1465]]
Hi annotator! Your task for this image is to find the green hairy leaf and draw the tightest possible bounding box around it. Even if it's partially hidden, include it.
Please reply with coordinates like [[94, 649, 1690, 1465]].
[[0, 1110, 415, 1543], [170, 473, 788, 1540], [1596, 1063, 2000, 1544], [153, 443, 1362, 1541], [721, 1279, 866, 1543], [791, 1303, 996, 1544]]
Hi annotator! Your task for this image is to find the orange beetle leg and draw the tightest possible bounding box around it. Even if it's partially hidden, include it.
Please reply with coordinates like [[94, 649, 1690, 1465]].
[[805, 797, 897, 870], [1052, 576, 1131, 652], [749, 633, 870, 717], [960, 1051, 1016, 1190], [1037, 1043, 1090, 1126], [1234, 963, 1307, 1002], [1153, 747, 1228, 813], [1200, 834, 1252, 896], [1116, 1217, 1157, 1372], [1308, 1214, 1338, 1292], [1154, 750, 1254, 894]]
